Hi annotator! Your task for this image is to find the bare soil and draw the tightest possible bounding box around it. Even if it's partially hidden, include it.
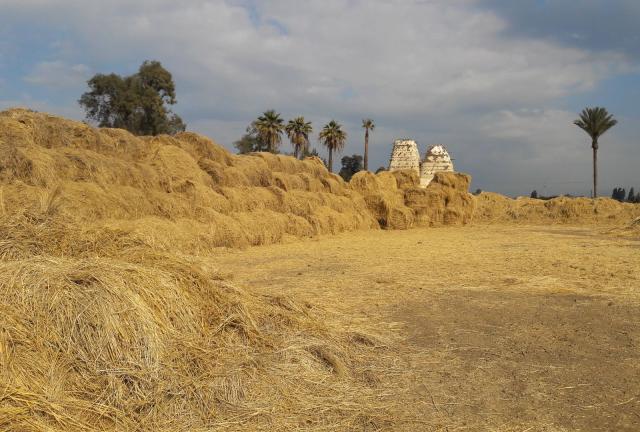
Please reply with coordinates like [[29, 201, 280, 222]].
[[209, 225, 640, 431]]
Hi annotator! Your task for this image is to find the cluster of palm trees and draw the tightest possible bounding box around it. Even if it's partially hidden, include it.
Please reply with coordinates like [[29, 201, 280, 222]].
[[248, 110, 375, 172]]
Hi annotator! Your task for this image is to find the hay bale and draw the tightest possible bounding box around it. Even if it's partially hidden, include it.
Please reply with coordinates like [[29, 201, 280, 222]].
[[389, 169, 419, 189], [386, 206, 415, 230], [350, 171, 381, 194], [404, 172, 475, 226], [230, 155, 274, 187], [349, 171, 417, 229], [374, 171, 398, 190], [173, 131, 232, 164]]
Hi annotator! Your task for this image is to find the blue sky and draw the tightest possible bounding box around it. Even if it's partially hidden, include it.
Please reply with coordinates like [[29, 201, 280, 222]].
[[1, 0, 638, 196]]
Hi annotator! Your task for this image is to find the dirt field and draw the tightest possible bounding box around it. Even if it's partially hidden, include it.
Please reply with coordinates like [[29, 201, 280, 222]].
[[209, 224, 640, 431]]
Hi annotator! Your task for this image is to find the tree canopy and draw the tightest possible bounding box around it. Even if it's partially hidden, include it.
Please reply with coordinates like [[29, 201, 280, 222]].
[[79, 60, 186, 136], [338, 154, 363, 182], [248, 110, 284, 153], [233, 133, 269, 154], [574, 107, 618, 143], [285, 116, 313, 159], [318, 120, 347, 172]]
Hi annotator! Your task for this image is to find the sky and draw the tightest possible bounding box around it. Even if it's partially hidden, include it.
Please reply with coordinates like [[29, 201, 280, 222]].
[[1, 0, 639, 196]]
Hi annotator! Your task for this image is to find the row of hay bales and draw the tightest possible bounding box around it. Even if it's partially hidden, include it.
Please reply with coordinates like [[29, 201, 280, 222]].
[[0, 109, 475, 257], [474, 192, 640, 225], [0, 109, 383, 256]]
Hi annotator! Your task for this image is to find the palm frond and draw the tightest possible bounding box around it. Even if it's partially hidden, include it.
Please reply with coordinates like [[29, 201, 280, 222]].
[[319, 120, 347, 153], [361, 118, 375, 131], [573, 106, 617, 140]]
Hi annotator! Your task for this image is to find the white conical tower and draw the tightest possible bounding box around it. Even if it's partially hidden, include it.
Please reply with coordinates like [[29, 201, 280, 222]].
[[420, 144, 454, 187], [388, 139, 420, 175]]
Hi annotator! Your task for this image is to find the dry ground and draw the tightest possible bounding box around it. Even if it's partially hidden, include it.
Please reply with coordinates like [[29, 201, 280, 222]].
[[209, 224, 640, 431]]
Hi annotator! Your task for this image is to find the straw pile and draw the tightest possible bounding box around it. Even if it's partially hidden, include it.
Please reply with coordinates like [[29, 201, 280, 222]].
[[0, 109, 378, 254], [349, 171, 414, 229], [1, 246, 420, 430], [474, 192, 640, 225], [403, 172, 476, 226], [606, 216, 640, 239], [0, 109, 427, 429], [349, 170, 476, 229]]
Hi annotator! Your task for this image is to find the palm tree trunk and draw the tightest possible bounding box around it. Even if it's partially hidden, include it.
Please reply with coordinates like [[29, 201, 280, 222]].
[[328, 148, 333, 173], [294, 145, 298, 159], [364, 129, 369, 171], [592, 139, 598, 198]]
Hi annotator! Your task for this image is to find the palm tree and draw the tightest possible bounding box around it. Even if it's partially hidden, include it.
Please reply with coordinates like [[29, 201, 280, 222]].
[[318, 120, 347, 172], [361, 118, 375, 171], [574, 107, 617, 198], [285, 116, 313, 159], [249, 110, 284, 153]]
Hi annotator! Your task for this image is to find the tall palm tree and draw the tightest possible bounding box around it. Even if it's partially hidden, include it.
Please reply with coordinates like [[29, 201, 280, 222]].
[[361, 118, 375, 171], [318, 120, 347, 172], [574, 107, 617, 198], [249, 110, 284, 153], [285, 116, 313, 159]]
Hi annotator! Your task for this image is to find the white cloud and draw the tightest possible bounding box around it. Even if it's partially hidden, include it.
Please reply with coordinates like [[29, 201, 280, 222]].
[[2, 0, 638, 195], [24, 60, 91, 89]]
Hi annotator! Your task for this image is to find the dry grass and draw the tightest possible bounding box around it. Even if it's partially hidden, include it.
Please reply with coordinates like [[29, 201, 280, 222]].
[[0, 109, 434, 431], [475, 191, 640, 225], [2, 108, 638, 430], [0, 247, 424, 431], [209, 224, 640, 431]]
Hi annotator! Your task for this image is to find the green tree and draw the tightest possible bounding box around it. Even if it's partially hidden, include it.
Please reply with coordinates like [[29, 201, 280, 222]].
[[338, 154, 363, 181], [530, 190, 538, 199], [318, 120, 347, 173], [79, 60, 185, 135], [612, 187, 626, 202], [375, 166, 386, 174], [248, 110, 284, 153], [285, 116, 313, 159], [233, 133, 268, 154], [574, 107, 618, 198], [361, 118, 375, 171], [627, 187, 635, 202]]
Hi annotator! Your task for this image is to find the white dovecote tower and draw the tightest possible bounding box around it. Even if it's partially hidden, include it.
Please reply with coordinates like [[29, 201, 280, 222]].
[[388, 139, 420, 175], [420, 144, 454, 187]]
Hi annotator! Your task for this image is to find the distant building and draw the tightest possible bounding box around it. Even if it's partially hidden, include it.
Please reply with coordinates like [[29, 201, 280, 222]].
[[388, 139, 420, 175], [388, 140, 454, 188], [420, 145, 454, 187]]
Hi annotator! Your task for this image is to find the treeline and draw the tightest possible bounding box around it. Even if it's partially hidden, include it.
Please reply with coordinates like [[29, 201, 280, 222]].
[[234, 110, 376, 173], [77, 62, 378, 175], [75, 62, 626, 199], [612, 187, 640, 203], [528, 188, 640, 203], [529, 190, 573, 200]]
